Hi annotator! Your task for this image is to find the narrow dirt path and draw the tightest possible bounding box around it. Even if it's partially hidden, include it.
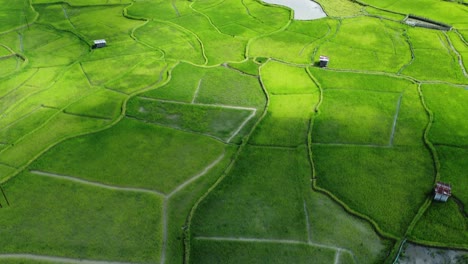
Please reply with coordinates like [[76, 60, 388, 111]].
[[138, 96, 257, 112], [167, 153, 225, 198], [333, 249, 341, 264], [29, 151, 228, 264], [137, 96, 257, 143], [312, 142, 390, 148], [160, 200, 168, 264], [303, 200, 312, 244], [389, 93, 403, 146], [0, 254, 137, 264], [18, 32, 24, 53], [171, 0, 180, 17], [444, 31, 468, 78], [191, 79, 202, 104], [195, 236, 352, 253], [29, 170, 165, 197], [226, 109, 256, 143]]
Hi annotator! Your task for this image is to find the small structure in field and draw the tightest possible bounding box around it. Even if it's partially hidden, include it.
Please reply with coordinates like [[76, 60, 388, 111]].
[[434, 182, 451, 202], [92, 39, 107, 49], [319, 55, 329, 68]]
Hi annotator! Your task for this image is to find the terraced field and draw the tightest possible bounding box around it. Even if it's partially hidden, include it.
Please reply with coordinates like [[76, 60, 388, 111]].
[[0, 0, 466, 263]]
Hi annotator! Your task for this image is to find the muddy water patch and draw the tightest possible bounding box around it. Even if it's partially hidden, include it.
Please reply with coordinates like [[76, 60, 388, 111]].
[[262, 0, 326, 20], [398, 243, 467, 264]]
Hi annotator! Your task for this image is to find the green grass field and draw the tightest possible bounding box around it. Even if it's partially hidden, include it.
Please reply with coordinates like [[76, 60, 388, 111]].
[[30, 118, 226, 194], [0, 171, 163, 263], [0, 0, 467, 262], [314, 145, 434, 236], [422, 84, 468, 146]]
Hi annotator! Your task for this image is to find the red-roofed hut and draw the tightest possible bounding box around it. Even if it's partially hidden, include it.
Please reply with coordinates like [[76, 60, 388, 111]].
[[434, 182, 451, 202]]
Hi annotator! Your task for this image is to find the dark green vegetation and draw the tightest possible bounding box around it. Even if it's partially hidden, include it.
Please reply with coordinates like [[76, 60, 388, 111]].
[[0, 0, 466, 263]]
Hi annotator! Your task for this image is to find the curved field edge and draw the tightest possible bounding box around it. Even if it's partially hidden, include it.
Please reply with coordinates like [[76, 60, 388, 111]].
[[0, 59, 175, 185], [1, 0, 466, 262], [305, 68, 458, 263], [183, 60, 272, 263], [306, 68, 400, 259]]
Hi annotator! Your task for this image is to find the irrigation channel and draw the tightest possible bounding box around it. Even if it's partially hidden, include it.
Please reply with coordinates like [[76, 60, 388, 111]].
[[262, 0, 326, 20]]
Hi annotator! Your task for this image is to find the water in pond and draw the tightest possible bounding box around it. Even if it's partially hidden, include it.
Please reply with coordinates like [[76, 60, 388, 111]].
[[262, 0, 326, 20], [398, 243, 467, 264]]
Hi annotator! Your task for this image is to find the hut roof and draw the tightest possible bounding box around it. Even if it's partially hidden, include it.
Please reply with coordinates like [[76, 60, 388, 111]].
[[435, 182, 451, 196]]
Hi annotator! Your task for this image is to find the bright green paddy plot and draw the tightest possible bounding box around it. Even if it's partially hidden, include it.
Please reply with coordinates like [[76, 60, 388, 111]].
[[104, 58, 170, 94], [127, 0, 179, 20], [406, 28, 449, 50], [21, 25, 88, 67], [191, 240, 336, 264], [135, 20, 205, 65], [0, 108, 57, 144], [392, 86, 428, 146], [82, 40, 158, 61], [141, 62, 206, 103], [32, 0, 131, 4], [314, 0, 362, 17], [317, 16, 410, 72], [0, 171, 162, 263], [0, 67, 63, 120], [403, 49, 465, 83], [227, 59, 259, 75], [437, 146, 468, 212], [197, 29, 246, 65], [193, 0, 292, 38], [422, 84, 468, 145], [0, 0, 36, 33], [81, 53, 155, 85], [358, 0, 468, 25], [192, 67, 265, 109], [0, 56, 21, 77], [143, 63, 265, 108], [364, 7, 406, 21], [0, 68, 38, 99], [448, 31, 468, 70], [261, 61, 318, 94], [0, 45, 12, 56], [313, 145, 434, 236], [308, 68, 413, 92], [35, 4, 142, 43], [167, 11, 247, 64], [30, 118, 226, 194], [0, 164, 17, 182], [410, 200, 468, 247], [35, 65, 95, 108], [313, 89, 401, 145], [126, 97, 254, 142], [249, 19, 336, 64], [0, 113, 110, 169], [0, 31, 21, 54], [250, 94, 317, 147], [64, 89, 126, 119], [402, 28, 466, 83]]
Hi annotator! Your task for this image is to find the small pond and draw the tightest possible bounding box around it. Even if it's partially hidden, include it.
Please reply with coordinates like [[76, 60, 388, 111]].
[[262, 0, 326, 20], [398, 243, 467, 264]]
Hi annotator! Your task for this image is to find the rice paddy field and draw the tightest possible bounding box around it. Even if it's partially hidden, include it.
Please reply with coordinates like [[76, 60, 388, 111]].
[[0, 0, 466, 263]]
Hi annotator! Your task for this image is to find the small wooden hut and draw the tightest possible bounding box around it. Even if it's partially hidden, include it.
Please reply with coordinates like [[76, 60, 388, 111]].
[[319, 55, 329, 68], [93, 39, 107, 49], [434, 182, 451, 202]]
